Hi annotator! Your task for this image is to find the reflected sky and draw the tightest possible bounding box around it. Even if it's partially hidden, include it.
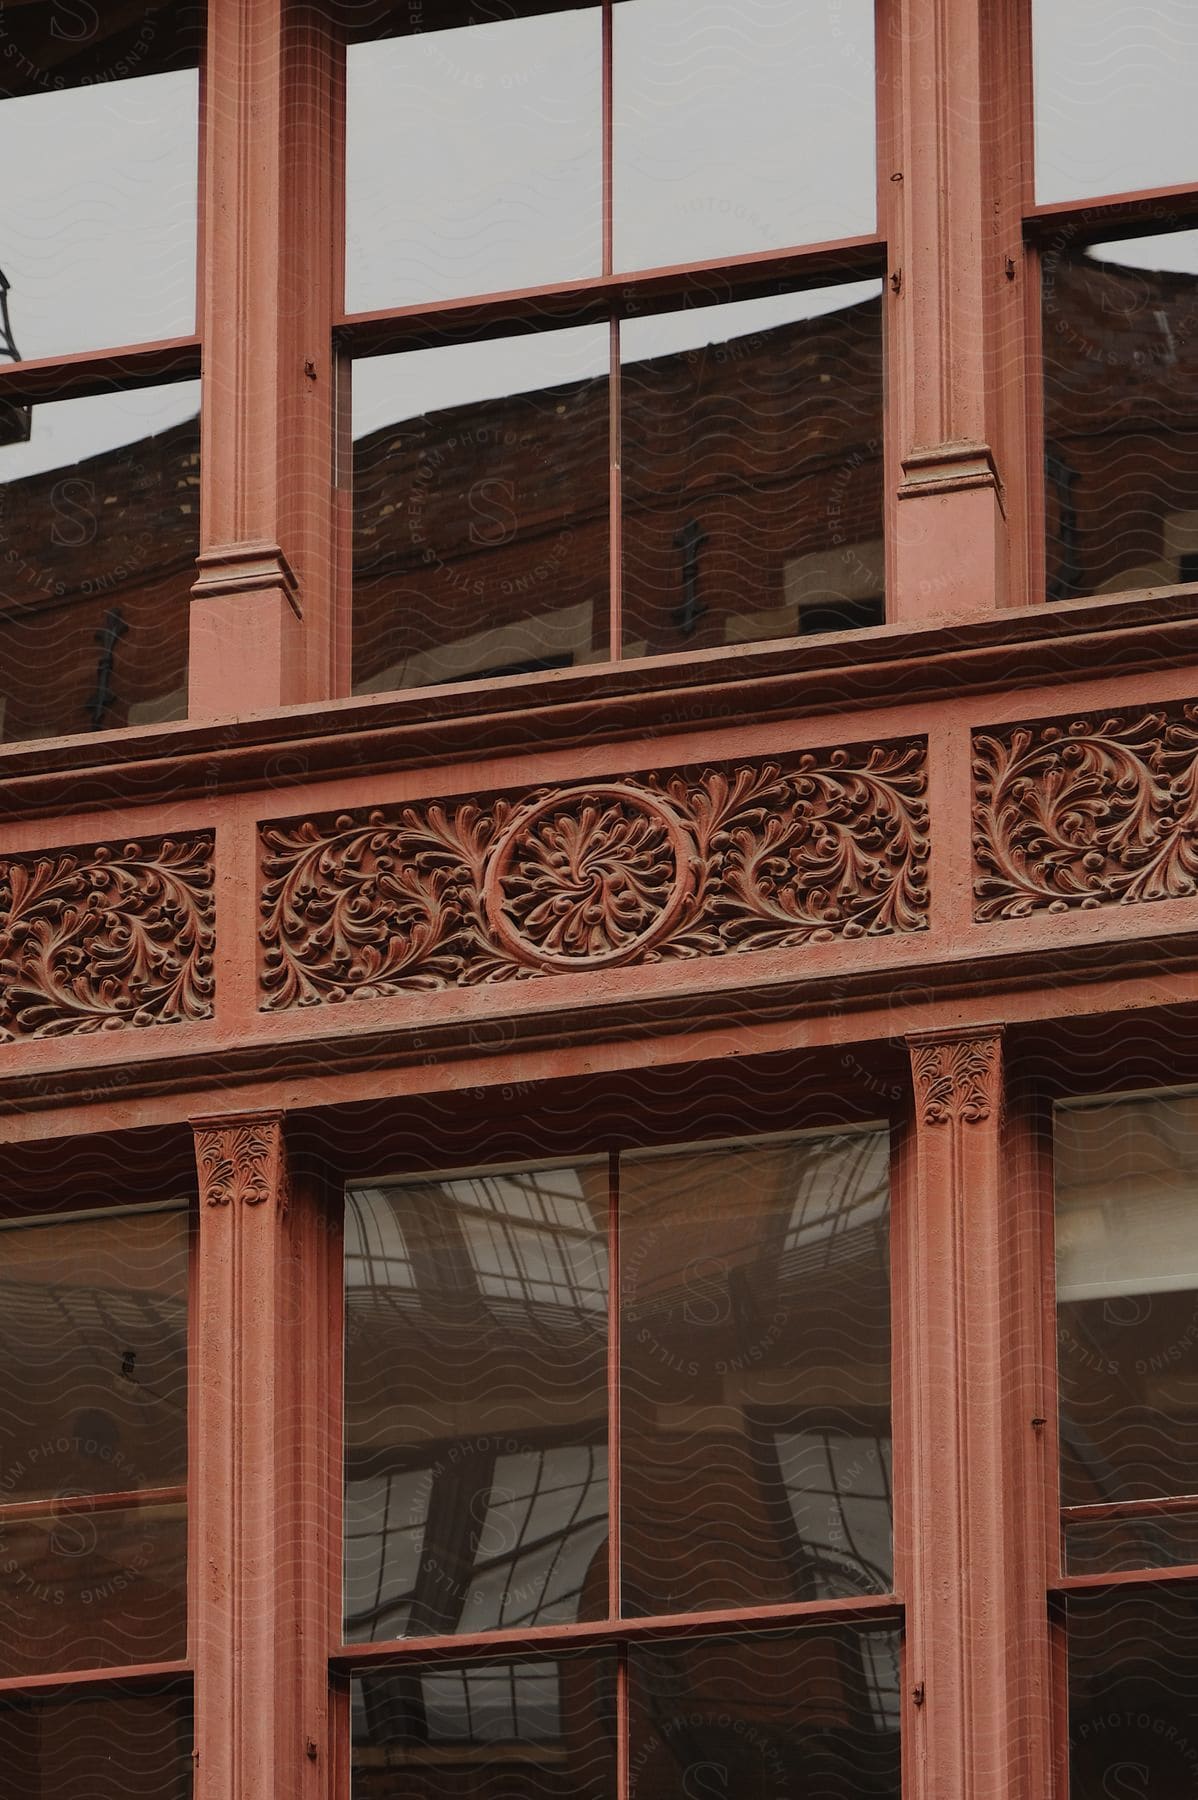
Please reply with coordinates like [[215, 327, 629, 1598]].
[[0, 70, 198, 361], [352, 285, 882, 438], [0, 382, 200, 483], [1034, 0, 1198, 203]]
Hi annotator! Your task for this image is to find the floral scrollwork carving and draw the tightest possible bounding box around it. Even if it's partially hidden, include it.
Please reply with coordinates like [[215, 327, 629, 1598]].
[[973, 706, 1198, 920], [910, 1034, 1002, 1126], [0, 835, 215, 1040], [258, 740, 929, 1008], [194, 1115, 285, 1208]]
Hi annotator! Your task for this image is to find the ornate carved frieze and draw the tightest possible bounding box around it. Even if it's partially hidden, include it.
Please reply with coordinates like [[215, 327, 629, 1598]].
[[0, 834, 215, 1039], [909, 1031, 1002, 1127], [974, 705, 1198, 920], [193, 1114, 285, 1209], [259, 743, 929, 1008]]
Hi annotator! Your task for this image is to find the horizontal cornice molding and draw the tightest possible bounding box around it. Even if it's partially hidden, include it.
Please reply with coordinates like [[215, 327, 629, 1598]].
[[1, 589, 1198, 821]]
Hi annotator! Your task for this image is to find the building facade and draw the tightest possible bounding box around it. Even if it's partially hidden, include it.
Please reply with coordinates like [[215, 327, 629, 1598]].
[[1, 1, 1197, 1796]]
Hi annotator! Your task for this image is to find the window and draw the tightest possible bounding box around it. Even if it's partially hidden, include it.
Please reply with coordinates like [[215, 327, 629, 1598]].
[[343, 0, 885, 694], [0, 2, 202, 743], [1055, 1090, 1198, 1795], [343, 1126, 898, 1797], [0, 1196, 191, 1791]]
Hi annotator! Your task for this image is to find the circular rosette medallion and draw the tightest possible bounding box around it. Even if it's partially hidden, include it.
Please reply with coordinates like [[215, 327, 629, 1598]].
[[482, 784, 695, 972]]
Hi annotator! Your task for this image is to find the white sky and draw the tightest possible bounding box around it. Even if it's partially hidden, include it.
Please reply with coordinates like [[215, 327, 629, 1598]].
[[0, 0, 1195, 476], [1033, 0, 1198, 203]]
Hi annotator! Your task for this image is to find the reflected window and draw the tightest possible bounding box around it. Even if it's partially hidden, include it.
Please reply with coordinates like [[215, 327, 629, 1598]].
[[0, 1201, 189, 1678], [1034, 0, 1198, 204], [353, 1650, 618, 1795], [1043, 231, 1198, 604], [1055, 1091, 1198, 1572], [0, 381, 199, 741], [343, 1163, 610, 1641], [0, 3, 201, 361], [619, 1130, 892, 1617]]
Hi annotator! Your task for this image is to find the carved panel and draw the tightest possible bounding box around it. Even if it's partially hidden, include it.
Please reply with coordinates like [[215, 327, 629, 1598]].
[[194, 1114, 285, 1209], [910, 1033, 1002, 1127], [0, 834, 215, 1039], [259, 743, 929, 1008], [974, 706, 1198, 920]]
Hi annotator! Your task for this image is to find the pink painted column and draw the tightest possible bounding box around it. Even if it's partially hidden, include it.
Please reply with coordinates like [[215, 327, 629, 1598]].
[[895, 1029, 1054, 1800], [191, 1111, 337, 1800], [189, 0, 340, 716], [883, 0, 1030, 618]]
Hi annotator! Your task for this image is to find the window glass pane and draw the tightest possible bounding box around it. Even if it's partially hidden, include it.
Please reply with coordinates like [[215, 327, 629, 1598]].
[[1043, 232, 1198, 603], [351, 1652, 617, 1799], [346, 5, 602, 311], [1034, 0, 1198, 204], [1064, 1509, 1198, 1575], [1055, 1094, 1198, 1554], [343, 1167, 609, 1641], [628, 1627, 900, 1800], [0, 1686, 193, 1800], [0, 4, 201, 360], [1067, 1588, 1198, 1796], [351, 329, 609, 694], [0, 379, 199, 742], [620, 1130, 891, 1618], [0, 1203, 189, 1677], [621, 284, 885, 660], [613, 0, 876, 271]]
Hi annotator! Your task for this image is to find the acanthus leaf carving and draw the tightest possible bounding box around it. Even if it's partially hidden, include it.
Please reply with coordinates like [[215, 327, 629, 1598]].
[[0, 835, 215, 1040], [973, 706, 1198, 920], [910, 1033, 1002, 1126], [194, 1115, 285, 1209], [258, 742, 929, 1009]]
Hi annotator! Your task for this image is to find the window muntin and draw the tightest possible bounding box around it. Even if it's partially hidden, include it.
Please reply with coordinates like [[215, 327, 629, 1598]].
[[0, 1201, 189, 1678], [0, 2, 202, 362], [1042, 230, 1198, 605], [612, 0, 876, 270], [1054, 1092, 1198, 1573], [0, 379, 200, 741], [1032, 0, 1198, 205]]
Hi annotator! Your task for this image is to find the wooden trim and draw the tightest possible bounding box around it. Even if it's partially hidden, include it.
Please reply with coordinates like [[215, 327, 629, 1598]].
[[0, 338, 199, 405], [336, 1593, 901, 1666], [0, 1661, 191, 1699]]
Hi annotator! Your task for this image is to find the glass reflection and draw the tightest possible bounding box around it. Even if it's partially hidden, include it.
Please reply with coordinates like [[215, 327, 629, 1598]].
[[351, 1652, 617, 1800], [619, 1130, 892, 1617], [0, 3, 201, 359], [0, 1686, 193, 1800], [1043, 232, 1198, 603], [351, 330, 609, 693], [1067, 1588, 1198, 1797], [0, 381, 199, 742], [613, 0, 876, 271], [628, 1628, 901, 1800], [343, 1166, 609, 1641], [621, 285, 885, 659], [346, 5, 602, 311], [1034, 0, 1198, 203], [1055, 1093, 1198, 1559], [1064, 1510, 1198, 1576], [0, 1202, 189, 1678]]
